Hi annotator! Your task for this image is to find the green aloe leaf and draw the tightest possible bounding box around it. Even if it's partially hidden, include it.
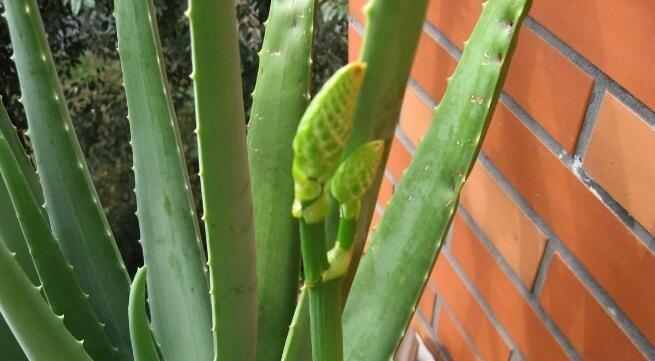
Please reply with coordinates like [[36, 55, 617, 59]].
[[343, 0, 533, 360], [128, 268, 161, 361], [280, 289, 312, 361], [113, 0, 212, 360], [0, 218, 92, 361], [188, 0, 257, 359], [0, 102, 39, 286], [0, 118, 122, 361], [3, 0, 132, 356], [0, 101, 39, 361], [247, 1, 317, 359]]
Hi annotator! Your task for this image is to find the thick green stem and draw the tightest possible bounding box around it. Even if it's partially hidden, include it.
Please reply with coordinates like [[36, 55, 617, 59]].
[[298, 206, 343, 361], [336, 216, 357, 251], [299, 219, 329, 286], [308, 280, 343, 361], [188, 0, 257, 359]]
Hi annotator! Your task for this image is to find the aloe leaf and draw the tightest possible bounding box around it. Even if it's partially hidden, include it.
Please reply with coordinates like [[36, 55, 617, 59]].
[[188, 0, 257, 359], [0, 102, 39, 361], [0, 122, 123, 361], [113, 0, 212, 360], [0, 105, 42, 361], [0, 101, 42, 213], [247, 0, 317, 359], [0, 230, 92, 361], [3, 0, 132, 354], [0, 102, 39, 285], [342, 1, 533, 359], [0, 319, 27, 361], [280, 289, 312, 361], [128, 268, 161, 361]]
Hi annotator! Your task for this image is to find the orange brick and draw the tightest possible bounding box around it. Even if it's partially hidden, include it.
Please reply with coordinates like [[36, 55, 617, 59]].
[[460, 163, 548, 288], [348, 0, 367, 26], [585, 92, 655, 235], [532, 0, 655, 110], [399, 87, 433, 148], [348, 24, 363, 62], [450, 216, 568, 360], [376, 174, 394, 208], [411, 31, 458, 102], [425, 0, 482, 49], [418, 286, 436, 322], [432, 254, 511, 361], [386, 136, 412, 182], [436, 308, 477, 361], [483, 103, 655, 344], [504, 27, 593, 153], [540, 254, 647, 360]]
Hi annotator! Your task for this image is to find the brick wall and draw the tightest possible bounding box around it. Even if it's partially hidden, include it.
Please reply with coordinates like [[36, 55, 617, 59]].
[[349, 0, 655, 360]]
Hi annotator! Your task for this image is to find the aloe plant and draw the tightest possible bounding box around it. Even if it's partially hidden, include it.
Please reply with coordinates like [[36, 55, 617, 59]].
[[0, 0, 531, 361]]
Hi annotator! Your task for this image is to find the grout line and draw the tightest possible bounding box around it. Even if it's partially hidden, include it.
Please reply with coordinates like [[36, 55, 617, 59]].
[[416, 310, 453, 361], [408, 78, 438, 108], [488, 96, 655, 251], [395, 127, 417, 155], [573, 82, 606, 160], [422, 21, 462, 60], [430, 298, 450, 361], [433, 296, 443, 329], [441, 248, 527, 360], [374, 203, 384, 215], [530, 239, 557, 296], [442, 222, 455, 252], [524, 17, 655, 128], [551, 240, 655, 359], [477, 154, 559, 244], [440, 303, 485, 361], [508, 351, 524, 361], [479, 155, 655, 357], [455, 210, 583, 361], [348, 16, 365, 37], [498, 94, 568, 155]]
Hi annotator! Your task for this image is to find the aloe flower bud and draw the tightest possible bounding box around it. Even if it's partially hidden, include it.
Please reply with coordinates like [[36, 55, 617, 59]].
[[331, 140, 384, 219], [292, 61, 367, 187]]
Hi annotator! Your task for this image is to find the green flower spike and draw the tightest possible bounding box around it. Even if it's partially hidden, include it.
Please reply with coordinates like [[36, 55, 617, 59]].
[[323, 140, 385, 282], [292, 61, 368, 221]]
